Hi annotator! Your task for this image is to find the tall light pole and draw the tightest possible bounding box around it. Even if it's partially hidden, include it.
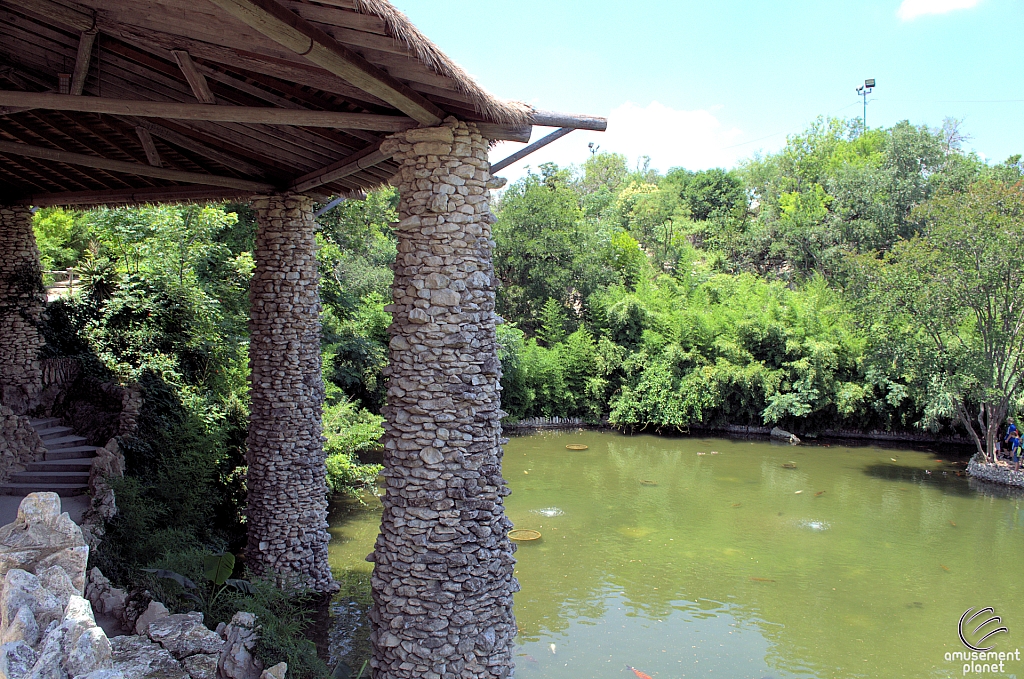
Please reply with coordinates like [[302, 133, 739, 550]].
[[855, 79, 875, 133]]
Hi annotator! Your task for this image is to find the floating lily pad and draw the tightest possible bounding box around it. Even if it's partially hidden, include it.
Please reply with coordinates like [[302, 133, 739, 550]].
[[565, 444, 589, 450]]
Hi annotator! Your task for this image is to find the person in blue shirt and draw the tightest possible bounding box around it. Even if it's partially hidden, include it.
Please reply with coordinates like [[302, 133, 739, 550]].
[[1004, 419, 1018, 457], [1012, 431, 1023, 470]]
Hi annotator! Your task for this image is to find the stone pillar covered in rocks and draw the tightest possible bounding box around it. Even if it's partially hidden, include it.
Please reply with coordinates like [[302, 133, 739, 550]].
[[246, 194, 334, 592], [368, 119, 518, 679], [0, 205, 45, 416]]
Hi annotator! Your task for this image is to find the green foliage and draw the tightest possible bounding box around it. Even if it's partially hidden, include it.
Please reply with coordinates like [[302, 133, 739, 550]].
[[323, 394, 383, 496]]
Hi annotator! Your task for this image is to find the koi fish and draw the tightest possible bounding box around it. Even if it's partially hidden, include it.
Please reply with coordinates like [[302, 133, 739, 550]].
[[949, 520, 957, 527], [795, 490, 803, 494], [732, 503, 742, 507], [940, 564, 950, 572], [749, 577, 776, 583], [815, 491, 825, 497], [626, 666, 653, 679]]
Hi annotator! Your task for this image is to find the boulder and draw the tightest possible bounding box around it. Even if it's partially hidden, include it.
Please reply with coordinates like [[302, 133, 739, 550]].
[[0, 493, 89, 593], [217, 612, 263, 679], [146, 613, 223, 660], [38, 566, 77, 608], [1, 570, 63, 638], [0, 640, 37, 678], [1, 606, 39, 647], [65, 625, 112, 677], [133, 602, 169, 637], [180, 652, 219, 679], [27, 621, 64, 679], [770, 426, 801, 445], [86, 568, 127, 631], [110, 635, 188, 679], [260, 662, 287, 679]]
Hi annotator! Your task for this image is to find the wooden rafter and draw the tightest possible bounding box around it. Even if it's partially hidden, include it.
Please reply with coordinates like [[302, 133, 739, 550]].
[[135, 127, 162, 167], [17, 185, 257, 207], [2, 0, 95, 32], [0, 91, 418, 130], [0, 139, 273, 191], [69, 28, 96, 95], [127, 117, 266, 177], [290, 142, 389, 193], [204, 0, 446, 125], [170, 50, 217, 104]]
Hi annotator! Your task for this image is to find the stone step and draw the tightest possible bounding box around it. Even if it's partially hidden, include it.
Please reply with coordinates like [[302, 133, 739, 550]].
[[44, 446, 99, 461], [0, 483, 89, 497], [8, 471, 90, 485], [25, 459, 93, 473], [28, 417, 61, 429], [36, 426, 75, 439], [41, 435, 89, 450]]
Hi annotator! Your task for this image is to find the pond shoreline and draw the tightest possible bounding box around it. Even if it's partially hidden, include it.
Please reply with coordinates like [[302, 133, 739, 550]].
[[967, 454, 1024, 488], [503, 418, 974, 448]]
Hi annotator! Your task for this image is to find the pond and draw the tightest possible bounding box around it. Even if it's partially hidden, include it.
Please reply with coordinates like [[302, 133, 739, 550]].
[[327, 430, 1024, 679]]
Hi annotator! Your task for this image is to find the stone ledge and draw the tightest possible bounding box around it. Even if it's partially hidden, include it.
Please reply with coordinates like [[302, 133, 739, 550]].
[[967, 455, 1024, 488]]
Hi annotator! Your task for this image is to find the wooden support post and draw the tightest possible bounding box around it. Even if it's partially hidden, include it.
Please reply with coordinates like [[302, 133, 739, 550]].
[[69, 29, 97, 96], [170, 51, 216, 104], [490, 127, 574, 173], [135, 127, 162, 167]]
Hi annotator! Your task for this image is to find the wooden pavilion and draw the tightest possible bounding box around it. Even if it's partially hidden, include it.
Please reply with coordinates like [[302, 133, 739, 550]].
[[0, 1, 605, 678]]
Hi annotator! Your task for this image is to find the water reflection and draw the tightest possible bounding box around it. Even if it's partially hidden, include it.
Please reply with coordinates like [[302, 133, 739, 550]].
[[327, 430, 1024, 679]]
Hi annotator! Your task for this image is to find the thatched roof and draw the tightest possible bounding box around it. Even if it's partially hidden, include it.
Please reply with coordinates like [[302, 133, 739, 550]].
[[0, 0, 546, 207]]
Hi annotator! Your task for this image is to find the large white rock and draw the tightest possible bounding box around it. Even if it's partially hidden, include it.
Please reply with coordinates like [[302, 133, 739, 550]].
[[217, 613, 262, 679], [0, 493, 89, 593], [147, 613, 223, 660], [133, 602, 168, 637], [0, 606, 39, 647], [110, 635, 188, 679], [0, 640, 37, 679], [1, 570, 62, 638], [180, 652, 219, 679]]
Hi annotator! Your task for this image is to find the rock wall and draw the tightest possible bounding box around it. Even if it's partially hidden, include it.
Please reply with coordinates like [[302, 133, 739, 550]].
[[368, 119, 518, 679], [245, 194, 333, 593], [967, 454, 1024, 488], [0, 205, 45, 416], [0, 404, 46, 485]]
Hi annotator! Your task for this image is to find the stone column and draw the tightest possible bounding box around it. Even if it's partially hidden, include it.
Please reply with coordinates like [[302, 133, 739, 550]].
[[0, 205, 45, 416], [368, 119, 518, 679], [245, 194, 334, 592]]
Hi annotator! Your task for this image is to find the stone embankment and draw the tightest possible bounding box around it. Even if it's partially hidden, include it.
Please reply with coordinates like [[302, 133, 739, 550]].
[[0, 492, 286, 679], [967, 455, 1024, 488]]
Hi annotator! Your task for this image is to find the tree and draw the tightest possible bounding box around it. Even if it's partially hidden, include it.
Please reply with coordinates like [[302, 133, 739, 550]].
[[853, 180, 1024, 460]]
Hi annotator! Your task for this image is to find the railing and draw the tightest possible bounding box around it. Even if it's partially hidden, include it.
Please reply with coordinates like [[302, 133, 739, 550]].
[[43, 268, 81, 296]]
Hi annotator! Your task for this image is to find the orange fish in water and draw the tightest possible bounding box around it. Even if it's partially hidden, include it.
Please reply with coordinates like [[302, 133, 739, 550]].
[[749, 577, 776, 582], [732, 503, 742, 507], [940, 564, 950, 572], [626, 666, 653, 679], [950, 520, 957, 527], [815, 491, 825, 496]]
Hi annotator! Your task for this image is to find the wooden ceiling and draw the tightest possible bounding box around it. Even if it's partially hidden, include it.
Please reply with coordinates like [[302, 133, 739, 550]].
[[0, 0, 548, 207]]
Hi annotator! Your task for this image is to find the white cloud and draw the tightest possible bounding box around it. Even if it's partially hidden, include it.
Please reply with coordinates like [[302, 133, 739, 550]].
[[490, 101, 746, 183], [897, 0, 982, 20]]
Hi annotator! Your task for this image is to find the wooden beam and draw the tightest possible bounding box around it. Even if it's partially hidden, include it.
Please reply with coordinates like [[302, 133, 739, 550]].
[[16, 186, 257, 207], [1, 0, 95, 32], [490, 127, 574, 174], [204, 0, 447, 125], [476, 124, 531, 144], [170, 50, 217, 104], [0, 91, 418, 130], [135, 127, 162, 167], [530, 110, 607, 132], [290, 142, 389, 193], [69, 29, 97, 96], [126, 117, 266, 177], [0, 139, 274, 191]]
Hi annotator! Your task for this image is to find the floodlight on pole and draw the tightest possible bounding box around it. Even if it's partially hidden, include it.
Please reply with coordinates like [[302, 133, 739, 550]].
[[855, 79, 875, 133]]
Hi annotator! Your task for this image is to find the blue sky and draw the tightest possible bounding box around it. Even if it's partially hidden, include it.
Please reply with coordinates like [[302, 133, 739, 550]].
[[393, 0, 1023, 180]]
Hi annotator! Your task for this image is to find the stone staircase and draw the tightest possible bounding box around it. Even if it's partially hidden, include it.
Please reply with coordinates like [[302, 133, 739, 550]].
[[0, 416, 96, 496]]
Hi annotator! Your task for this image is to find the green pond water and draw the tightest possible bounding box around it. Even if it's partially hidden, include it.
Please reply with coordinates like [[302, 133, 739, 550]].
[[327, 431, 1024, 679]]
